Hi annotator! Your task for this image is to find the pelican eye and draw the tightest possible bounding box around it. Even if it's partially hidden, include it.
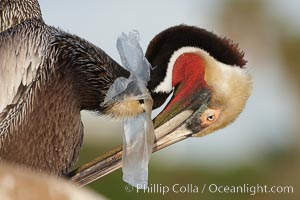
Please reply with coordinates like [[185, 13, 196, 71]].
[[207, 115, 215, 121], [200, 108, 221, 126]]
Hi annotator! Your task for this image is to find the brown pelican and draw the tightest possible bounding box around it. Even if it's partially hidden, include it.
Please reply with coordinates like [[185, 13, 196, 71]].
[[1, 0, 252, 181], [70, 25, 252, 185]]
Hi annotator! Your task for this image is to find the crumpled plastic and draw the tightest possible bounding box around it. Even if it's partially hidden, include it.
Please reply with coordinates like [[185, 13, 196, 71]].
[[103, 30, 154, 188]]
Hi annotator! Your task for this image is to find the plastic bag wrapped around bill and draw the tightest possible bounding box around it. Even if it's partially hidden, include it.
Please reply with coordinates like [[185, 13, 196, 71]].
[[104, 30, 154, 188]]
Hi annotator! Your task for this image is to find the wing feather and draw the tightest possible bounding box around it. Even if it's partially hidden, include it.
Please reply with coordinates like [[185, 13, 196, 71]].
[[0, 20, 50, 114]]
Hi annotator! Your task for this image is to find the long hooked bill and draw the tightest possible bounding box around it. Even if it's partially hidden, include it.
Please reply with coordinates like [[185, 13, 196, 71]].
[[69, 110, 194, 186]]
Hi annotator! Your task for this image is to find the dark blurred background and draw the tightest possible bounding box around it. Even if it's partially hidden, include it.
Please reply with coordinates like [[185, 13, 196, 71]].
[[40, 0, 300, 199]]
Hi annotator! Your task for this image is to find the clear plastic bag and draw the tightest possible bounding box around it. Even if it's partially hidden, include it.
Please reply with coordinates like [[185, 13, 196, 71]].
[[104, 30, 154, 188]]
